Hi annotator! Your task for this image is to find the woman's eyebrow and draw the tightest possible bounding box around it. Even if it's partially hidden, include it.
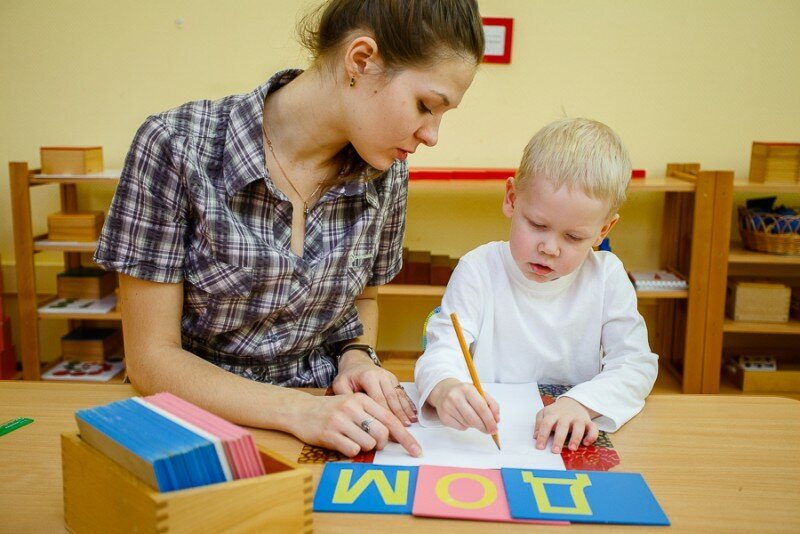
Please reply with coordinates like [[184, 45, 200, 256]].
[[432, 91, 451, 107]]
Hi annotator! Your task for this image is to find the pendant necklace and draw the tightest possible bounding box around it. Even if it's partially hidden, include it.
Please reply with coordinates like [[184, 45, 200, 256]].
[[262, 120, 323, 218]]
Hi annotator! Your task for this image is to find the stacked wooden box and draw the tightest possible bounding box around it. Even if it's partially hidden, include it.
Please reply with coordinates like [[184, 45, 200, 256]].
[[47, 211, 104, 242], [726, 359, 800, 393], [726, 280, 791, 323], [55, 267, 120, 361], [748, 142, 800, 183], [41, 146, 106, 242], [40, 146, 103, 175], [57, 267, 116, 300], [389, 248, 459, 286]]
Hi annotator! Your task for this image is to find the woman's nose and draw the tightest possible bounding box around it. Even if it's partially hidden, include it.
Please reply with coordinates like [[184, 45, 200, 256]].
[[416, 118, 440, 147]]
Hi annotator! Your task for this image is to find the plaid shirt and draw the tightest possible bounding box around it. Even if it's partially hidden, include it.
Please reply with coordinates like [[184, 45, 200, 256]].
[[95, 70, 407, 387]]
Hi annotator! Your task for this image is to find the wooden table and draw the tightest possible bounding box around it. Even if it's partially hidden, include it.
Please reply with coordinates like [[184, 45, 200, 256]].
[[1, 382, 799, 532]]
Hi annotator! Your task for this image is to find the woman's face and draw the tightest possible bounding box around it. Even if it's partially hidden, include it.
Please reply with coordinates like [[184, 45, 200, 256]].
[[345, 56, 477, 171]]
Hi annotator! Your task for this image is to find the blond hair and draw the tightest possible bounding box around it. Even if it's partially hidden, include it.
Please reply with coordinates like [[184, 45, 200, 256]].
[[516, 118, 632, 215]]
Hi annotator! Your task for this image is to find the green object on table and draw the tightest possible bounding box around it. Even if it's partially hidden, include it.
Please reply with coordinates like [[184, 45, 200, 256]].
[[0, 417, 33, 437]]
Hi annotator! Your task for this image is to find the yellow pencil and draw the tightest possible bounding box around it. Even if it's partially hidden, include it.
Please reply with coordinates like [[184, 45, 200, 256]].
[[450, 312, 501, 450]]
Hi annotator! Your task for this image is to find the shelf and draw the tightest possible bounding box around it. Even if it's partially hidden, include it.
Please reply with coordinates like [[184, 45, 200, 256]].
[[723, 319, 800, 335], [636, 289, 689, 299], [628, 176, 696, 192], [732, 179, 800, 193], [30, 170, 121, 184], [379, 285, 445, 297], [38, 310, 122, 321], [40, 358, 126, 384], [728, 244, 800, 265], [718, 370, 800, 401], [36, 295, 120, 321], [33, 239, 98, 253], [407, 176, 695, 193], [378, 285, 687, 299]]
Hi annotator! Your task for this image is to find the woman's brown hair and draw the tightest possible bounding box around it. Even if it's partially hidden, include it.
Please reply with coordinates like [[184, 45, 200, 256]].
[[299, 0, 484, 184]]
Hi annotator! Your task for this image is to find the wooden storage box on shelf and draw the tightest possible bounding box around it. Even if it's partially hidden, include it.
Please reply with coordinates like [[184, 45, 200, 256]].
[[726, 280, 791, 323], [748, 142, 800, 184], [725, 362, 800, 393], [47, 211, 104, 242], [40, 146, 103, 174], [61, 327, 122, 361], [57, 267, 116, 299], [62, 433, 313, 533], [406, 250, 432, 284], [430, 254, 453, 286]]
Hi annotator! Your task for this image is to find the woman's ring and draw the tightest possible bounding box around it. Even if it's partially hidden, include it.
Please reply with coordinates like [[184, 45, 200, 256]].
[[360, 418, 375, 434], [394, 384, 405, 391]]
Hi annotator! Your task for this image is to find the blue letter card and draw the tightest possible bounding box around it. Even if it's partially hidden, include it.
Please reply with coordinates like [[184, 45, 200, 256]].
[[501, 469, 669, 526], [314, 463, 418, 514]]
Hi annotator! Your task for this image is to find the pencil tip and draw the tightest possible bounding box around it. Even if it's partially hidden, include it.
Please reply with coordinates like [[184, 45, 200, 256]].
[[492, 434, 501, 450]]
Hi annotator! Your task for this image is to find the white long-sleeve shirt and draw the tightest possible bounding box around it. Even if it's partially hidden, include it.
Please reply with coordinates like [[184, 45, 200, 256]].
[[414, 241, 658, 432]]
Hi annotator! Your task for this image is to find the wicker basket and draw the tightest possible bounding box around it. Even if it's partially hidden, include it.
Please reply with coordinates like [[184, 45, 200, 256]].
[[738, 206, 800, 255]]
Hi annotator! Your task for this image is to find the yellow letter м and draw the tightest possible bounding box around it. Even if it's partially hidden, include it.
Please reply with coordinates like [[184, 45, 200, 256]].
[[332, 469, 411, 506]]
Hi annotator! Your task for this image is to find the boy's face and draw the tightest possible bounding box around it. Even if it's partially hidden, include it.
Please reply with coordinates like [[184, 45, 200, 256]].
[[502, 175, 619, 283]]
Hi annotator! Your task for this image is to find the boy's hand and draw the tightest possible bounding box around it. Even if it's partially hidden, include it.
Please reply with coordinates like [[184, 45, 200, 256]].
[[534, 397, 600, 453], [428, 378, 500, 434]]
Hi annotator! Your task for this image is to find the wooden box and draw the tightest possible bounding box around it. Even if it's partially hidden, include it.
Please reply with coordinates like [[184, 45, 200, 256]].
[[40, 146, 103, 174], [406, 250, 432, 285], [791, 287, 800, 320], [389, 248, 408, 285], [748, 142, 800, 184], [57, 267, 116, 299], [726, 280, 791, 323], [430, 254, 453, 286], [61, 327, 122, 361], [726, 362, 800, 393], [48, 211, 104, 242], [62, 432, 313, 533]]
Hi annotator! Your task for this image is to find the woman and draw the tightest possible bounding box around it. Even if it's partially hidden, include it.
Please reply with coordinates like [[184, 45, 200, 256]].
[[95, 0, 484, 457]]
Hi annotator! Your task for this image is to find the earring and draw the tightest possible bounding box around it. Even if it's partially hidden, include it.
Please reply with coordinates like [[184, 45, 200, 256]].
[[349, 76, 356, 87]]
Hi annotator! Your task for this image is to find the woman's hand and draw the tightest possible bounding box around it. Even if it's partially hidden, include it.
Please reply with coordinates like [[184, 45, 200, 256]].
[[290, 391, 422, 458], [427, 378, 500, 434], [332, 351, 418, 425], [534, 396, 600, 453]]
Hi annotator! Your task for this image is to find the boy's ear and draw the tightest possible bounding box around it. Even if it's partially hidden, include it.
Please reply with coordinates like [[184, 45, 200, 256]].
[[343, 36, 382, 82], [502, 177, 516, 218], [593, 214, 620, 246]]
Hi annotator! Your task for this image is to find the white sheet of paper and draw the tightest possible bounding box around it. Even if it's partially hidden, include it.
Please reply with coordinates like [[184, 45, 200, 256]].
[[374, 382, 565, 470]]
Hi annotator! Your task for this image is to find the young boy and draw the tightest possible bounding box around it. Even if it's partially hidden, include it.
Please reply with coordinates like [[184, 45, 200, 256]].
[[414, 118, 658, 454]]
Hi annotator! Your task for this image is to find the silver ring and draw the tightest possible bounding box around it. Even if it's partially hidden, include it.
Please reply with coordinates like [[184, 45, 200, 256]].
[[360, 418, 374, 434], [394, 384, 405, 391]]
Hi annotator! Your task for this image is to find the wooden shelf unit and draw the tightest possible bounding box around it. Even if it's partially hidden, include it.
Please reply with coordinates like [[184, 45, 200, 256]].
[[644, 165, 733, 393], [701, 176, 800, 393], [9, 162, 122, 380], [6, 163, 741, 394]]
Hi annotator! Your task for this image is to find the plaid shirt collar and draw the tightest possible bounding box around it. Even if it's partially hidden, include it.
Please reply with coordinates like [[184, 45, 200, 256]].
[[221, 69, 376, 209]]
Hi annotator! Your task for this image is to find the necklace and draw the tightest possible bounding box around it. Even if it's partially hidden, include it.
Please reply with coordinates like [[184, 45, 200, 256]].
[[261, 120, 323, 218]]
